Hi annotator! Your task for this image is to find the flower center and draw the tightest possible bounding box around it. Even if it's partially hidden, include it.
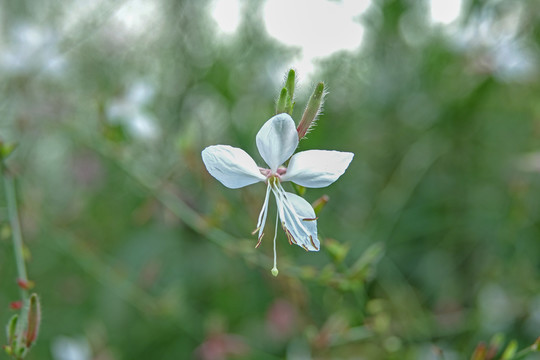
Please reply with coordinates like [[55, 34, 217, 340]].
[[260, 167, 287, 182]]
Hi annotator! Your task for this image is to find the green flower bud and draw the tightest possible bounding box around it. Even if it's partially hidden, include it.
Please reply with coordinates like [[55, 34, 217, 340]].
[[312, 195, 329, 215], [501, 340, 517, 360], [276, 88, 289, 115], [25, 293, 41, 348], [5, 314, 18, 346], [297, 82, 325, 139], [0, 140, 17, 161], [292, 183, 306, 196], [275, 69, 296, 115], [285, 69, 296, 103]]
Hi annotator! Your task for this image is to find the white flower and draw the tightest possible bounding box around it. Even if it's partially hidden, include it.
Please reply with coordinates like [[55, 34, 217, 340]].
[[201, 114, 353, 274], [51, 336, 91, 360], [107, 81, 160, 140]]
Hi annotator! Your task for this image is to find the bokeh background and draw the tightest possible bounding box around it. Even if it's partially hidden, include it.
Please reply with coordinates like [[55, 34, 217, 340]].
[[1, 0, 540, 359]]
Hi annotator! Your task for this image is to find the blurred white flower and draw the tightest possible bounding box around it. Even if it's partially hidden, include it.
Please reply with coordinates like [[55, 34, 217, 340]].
[[51, 336, 91, 360], [478, 283, 515, 331], [450, 5, 537, 82], [515, 152, 540, 172], [263, 0, 369, 76], [525, 295, 540, 336], [429, 0, 462, 25], [107, 81, 160, 141], [210, 0, 241, 35], [0, 23, 66, 75]]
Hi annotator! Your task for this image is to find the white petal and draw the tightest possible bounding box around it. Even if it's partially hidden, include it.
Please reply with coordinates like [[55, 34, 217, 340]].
[[256, 113, 299, 171], [273, 185, 319, 251], [201, 145, 265, 189], [282, 150, 354, 188]]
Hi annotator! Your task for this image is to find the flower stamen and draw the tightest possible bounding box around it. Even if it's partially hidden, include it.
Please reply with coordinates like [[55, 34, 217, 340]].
[[254, 183, 272, 242], [255, 234, 264, 248]]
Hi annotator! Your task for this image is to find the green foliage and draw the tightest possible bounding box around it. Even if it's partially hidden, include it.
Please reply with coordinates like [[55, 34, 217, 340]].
[[0, 0, 539, 359]]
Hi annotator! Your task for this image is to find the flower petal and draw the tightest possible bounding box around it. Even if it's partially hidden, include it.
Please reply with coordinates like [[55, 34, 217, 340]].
[[256, 114, 299, 171], [273, 185, 319, 251], [201, 145, 265, 189], [282, 150, 354, 188]]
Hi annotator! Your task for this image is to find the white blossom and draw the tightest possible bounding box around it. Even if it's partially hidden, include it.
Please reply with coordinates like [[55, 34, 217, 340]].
[[202, 114, 353, 273]]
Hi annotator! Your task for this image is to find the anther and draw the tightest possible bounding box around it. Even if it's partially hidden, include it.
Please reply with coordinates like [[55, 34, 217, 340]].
[[309, 236, 319, 250], [255, 234, 264, 248]]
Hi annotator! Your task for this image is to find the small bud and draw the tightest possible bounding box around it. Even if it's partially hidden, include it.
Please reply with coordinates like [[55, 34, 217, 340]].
[[22, 244, 32, 262], [348, 242, 385, 281], [0, 224, 11, 240], [471, 342, 486, 360], [501, 340, 517, 360], [276, 88, 289, 115], [271, 267, 279, 277], [312, 195, 329, 216], [292, 183, 306, 196], [10, 301, 22, 310], [0, 140, 17, 161], [489, 333, 505, 349], [325, 238, 349, 264], [285, 69, 296, 105], [5, 314, 18, 345], [285, 69, 296, 99], [25, 293, 41, 348], [16, 279, 34, 290], [297, 82, 325, 139], [533, 336, 540, 351], [276, 69, 296, 115], [3, 345, 12, 355]]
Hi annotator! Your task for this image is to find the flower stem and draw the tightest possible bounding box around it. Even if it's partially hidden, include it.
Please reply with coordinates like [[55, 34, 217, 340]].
[[2, 164, 29, 303], [2, 162, 35, 358]]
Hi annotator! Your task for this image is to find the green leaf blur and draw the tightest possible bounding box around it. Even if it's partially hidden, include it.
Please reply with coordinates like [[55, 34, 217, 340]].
[[1, 0, 539, 359]]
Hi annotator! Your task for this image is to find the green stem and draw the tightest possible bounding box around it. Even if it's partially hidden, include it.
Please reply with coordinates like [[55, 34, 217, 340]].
[[508, 340, 539, 360], [2, 164, 29, 302], [2, 162, 32, 358]]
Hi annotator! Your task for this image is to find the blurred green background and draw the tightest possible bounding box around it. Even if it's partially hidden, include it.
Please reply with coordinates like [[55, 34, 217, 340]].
[[1, 0, 539, 359]]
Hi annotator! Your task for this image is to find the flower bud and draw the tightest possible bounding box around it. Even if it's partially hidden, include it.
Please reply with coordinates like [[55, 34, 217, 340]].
[[471, 342, 487, 360], [292, 183, 306, 196], [25, 293, 41, 348], [271, 267, 279, 277], [312, 195, 329, 215], [16, 279, 34, 290], [297, 82, 325, 139], [325, 238, 349, 264], [285, 69, 296, 103], [276, 88, 289, 115], [0, 140, 17, 161], [3, 345, 13, 356], [501, 340, 517, 359], [10, 301, 22, 310], [275, 69, 296, 115], [5, 314, 18, 346]]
